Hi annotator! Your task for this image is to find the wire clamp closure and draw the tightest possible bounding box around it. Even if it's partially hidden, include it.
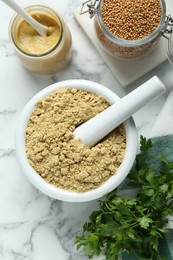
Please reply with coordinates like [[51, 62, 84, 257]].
[[162, 15, 173, 65], [80, 0, 100, 18], [162, 15, 173, 38]]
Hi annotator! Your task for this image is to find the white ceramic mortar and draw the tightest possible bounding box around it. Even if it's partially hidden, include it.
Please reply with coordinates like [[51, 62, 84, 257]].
[[15, 79, 137, 202]]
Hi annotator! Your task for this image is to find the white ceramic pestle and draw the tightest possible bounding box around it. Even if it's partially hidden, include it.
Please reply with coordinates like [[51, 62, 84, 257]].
[[1, 0, 48, 37], [73, 76, 166, 147]]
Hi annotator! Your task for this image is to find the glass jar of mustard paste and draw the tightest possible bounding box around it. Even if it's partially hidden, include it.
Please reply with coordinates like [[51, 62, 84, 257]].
[[81, 0, 173, 61], [9, 4, 72, 74]]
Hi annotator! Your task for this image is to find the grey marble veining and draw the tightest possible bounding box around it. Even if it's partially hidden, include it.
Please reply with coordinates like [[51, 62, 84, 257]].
[[0, 39, 15, 57]]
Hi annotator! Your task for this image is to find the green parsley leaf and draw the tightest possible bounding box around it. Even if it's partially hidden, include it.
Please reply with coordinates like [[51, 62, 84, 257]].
[[137, 216, 153, 229], [75, 136, 173, 259]]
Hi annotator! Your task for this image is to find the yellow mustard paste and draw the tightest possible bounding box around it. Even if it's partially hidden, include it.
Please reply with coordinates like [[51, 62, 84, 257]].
[[16, 13, 61, 55]]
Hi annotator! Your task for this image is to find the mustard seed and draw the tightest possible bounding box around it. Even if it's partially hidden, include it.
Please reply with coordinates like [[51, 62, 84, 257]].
[[94, 0, 164, 59], [101, 0, 161, 40]]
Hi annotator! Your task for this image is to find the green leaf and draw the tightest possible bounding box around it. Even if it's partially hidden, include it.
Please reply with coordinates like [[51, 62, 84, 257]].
[[145, 169, 155, 185], [140, 135, 153, 152], [142, 187, 155, 197], [137, 216, 153, 229], [98, 222, 119, 238], [75, 135, 173, 260], [84, 233, 101, 257], [127, 229, 135, 239], [160, 184, 169, 193], [105, 243, 119, 260], [150, 235, 159, 251]]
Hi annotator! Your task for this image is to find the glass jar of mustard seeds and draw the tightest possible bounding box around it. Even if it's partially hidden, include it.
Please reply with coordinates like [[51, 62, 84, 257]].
[[81, 0, 173, 61], [9, 4, 72, 74]]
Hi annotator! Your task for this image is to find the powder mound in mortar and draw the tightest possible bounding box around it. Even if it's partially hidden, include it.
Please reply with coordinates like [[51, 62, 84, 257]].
[[25, 88, 126, 192]]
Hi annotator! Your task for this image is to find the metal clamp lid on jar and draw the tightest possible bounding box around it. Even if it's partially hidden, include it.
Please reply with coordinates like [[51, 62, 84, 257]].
[[80, 0, 99, 18], [80, 0, 173, 65], [162, 15, 173, 64]]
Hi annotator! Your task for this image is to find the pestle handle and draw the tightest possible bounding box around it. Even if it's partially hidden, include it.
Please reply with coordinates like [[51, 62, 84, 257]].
[[73, 76, 166, 147], [1, 0, 48, 37]]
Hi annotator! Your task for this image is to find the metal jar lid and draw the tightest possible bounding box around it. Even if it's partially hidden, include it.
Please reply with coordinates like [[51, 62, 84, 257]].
[[162, 15, 173, 65]]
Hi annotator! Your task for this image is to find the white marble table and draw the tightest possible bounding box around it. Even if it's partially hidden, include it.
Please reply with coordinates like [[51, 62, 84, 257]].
[[0, 0, 173, 259]]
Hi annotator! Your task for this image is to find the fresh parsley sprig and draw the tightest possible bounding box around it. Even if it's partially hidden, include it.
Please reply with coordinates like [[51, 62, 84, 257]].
[[75, 136, 173, 259]]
